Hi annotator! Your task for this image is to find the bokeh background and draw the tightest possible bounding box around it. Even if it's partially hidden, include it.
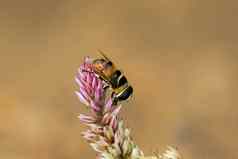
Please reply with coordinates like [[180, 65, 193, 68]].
[[1, 0, 238, 159]]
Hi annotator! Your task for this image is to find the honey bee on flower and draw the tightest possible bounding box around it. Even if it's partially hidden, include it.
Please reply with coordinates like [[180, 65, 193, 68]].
[[85, 51, 133, 105]]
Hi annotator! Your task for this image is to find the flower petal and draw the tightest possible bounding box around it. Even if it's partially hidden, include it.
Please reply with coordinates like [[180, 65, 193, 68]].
[[104, 98, 113, 112], [75, 91, 90, 106], [109, 116, 118, 130], [101, 113, 111, 125], [75, 77, 82, 87], [90, 100, 101, 112], [79, 87, 91, 101], [78, 114, 96, 123], [92, 76, 98, 89], [111, 105, 121, 116], [90, 143, 104, 153]]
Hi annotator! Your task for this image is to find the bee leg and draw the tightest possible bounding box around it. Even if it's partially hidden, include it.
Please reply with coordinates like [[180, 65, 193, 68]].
[[112, 98, 118, 105], [111, 93, 118, 105], [103, 85, 110, 90]]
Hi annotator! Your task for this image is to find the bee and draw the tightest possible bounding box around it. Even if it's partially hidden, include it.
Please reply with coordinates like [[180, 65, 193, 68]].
[[92, 51, 133, 104]]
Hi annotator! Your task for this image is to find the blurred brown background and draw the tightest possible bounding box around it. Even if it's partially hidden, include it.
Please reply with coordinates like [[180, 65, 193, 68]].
[[0, 0, 238, 159]]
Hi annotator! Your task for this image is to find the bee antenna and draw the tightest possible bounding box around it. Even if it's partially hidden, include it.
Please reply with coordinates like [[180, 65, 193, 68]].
[[97, 49, 110, 61]]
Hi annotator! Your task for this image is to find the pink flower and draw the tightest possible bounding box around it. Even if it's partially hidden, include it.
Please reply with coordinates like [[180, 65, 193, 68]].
[[75, 57, 121, 131], [75, 57, 106, 112], [75, 56, 182, 159]]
